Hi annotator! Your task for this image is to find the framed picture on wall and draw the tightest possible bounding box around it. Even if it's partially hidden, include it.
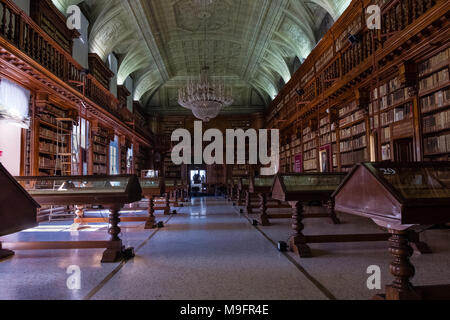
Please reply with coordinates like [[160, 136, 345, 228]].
[[319, 145, 332, 173]]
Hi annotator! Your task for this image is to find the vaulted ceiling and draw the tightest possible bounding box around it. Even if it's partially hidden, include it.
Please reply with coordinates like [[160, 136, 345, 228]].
[[53, 0, 351, 115]]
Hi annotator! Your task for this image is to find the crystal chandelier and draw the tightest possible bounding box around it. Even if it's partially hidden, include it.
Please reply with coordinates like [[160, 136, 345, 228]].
[[178, 0, 233, 122], [178, 67, 233, 122]]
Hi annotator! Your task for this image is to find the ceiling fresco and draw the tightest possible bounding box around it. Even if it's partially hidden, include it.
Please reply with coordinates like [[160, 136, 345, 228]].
[[53, 0, 351, 115]]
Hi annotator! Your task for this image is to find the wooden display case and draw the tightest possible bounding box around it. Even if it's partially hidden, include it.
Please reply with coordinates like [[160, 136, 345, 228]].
[[271, 172, 405, 258], [333, 162, 450, 300], [13, 175, 142, 263], [0, 163, 40, 259], [246, 175, 290, 224]]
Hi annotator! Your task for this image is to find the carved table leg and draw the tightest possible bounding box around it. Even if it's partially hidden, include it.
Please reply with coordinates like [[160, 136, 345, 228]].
[[0, 242, 14, 260], [102, 204, 134, 263], [259, 193, 270, 226], [408, 230, 432, 255], [328, 199, 341, 224], [72, 205, 88, 230], [232, 188, 236, 206], [246, 191, 253, 214], [237, 189, 242, 206], [145, 196, 156, 229], [164, 193, 170, 215], [174, 189, 179, 207], [288, 201, 312, 258], [384, 229, 421, 300]]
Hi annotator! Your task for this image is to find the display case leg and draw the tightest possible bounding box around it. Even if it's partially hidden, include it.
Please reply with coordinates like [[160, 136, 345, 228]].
[[408, 230, 432, 255], [145, 196, 156, 229], [0, 242, 14, 260], [246, 191, 253, 214], [328, 199, 341, 225], [164, 194, 170, 215], [383, 229, 421, 300], [289, 202, 312, 258], [71, 205, 88, 230], [102, 205, 134, 263], [259, 193, 270, 226]]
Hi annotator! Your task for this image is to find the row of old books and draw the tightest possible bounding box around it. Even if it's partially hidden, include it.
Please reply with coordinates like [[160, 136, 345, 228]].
[[418, 47, 450, 77], [423, 133, 450, 156], [341, 149, 366, 166], [420, 88, 450, 113], [419, 68, 449, 93], [339, 135, 367, 153], [422, 109, 450, 134]]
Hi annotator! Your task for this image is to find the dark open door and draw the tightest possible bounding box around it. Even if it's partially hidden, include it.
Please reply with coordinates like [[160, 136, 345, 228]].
[[394, 138, 414, 162]]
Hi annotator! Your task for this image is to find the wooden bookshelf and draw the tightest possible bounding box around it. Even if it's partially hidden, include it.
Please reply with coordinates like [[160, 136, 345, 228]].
[[419, 47, 450, 161], [35, 104, 74, 176], [91, 125, 110, 175]]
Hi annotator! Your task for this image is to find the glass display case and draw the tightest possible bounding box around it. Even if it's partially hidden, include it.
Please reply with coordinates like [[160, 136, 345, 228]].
[[272, 173, 347, 202], [333, 162, 450, 226], [164, 178, 177, 191], [238, 178, 250, 191], [141, 170, 160, 179], [0, 163, 40, 259], [249, 175, 275, 194], [140, 177, 164, 197], [333, 162, 450, 300], [9, 174, 141, 263], [15, 175, 142, 205]]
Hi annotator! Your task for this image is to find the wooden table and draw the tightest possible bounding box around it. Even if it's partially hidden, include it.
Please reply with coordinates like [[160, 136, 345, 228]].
[[13, 174, 142, 263], [333, 162, 450, 300], [271, 172, 429, 258], [0, 164, 40, 260]]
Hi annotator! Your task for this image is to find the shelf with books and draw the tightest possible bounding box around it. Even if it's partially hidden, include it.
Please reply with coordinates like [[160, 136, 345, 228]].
[[418, 48, 450, 161], [91, 126, 110, 175], [420, 88, 450, 115], [36, 104, 73, 176]]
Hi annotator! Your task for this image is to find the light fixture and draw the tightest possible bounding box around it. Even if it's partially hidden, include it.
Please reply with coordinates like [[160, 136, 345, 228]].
[[178, 0, 233, 122]]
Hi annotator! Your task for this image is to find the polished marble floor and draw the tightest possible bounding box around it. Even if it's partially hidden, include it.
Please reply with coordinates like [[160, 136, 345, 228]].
[[0, 197, 449, 300]]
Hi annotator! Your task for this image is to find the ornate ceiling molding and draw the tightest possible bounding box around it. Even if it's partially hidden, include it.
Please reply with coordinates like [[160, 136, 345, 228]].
[[52, 0, 350, 114]]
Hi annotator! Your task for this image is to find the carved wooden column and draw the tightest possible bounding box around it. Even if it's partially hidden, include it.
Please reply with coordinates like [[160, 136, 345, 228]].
[[259, 193, 270, 226], [288, 201, 312, 258], [385, 229, 421, 300], [145, 196, 156, 229]]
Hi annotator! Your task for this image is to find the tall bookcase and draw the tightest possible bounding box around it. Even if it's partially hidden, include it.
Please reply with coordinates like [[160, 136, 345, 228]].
[[302, 125, 318, 172], [418, 47, 450, 161], [91, 125, 110, 175], [337, 100, 368, 171], [35, 104, 74, 176]]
